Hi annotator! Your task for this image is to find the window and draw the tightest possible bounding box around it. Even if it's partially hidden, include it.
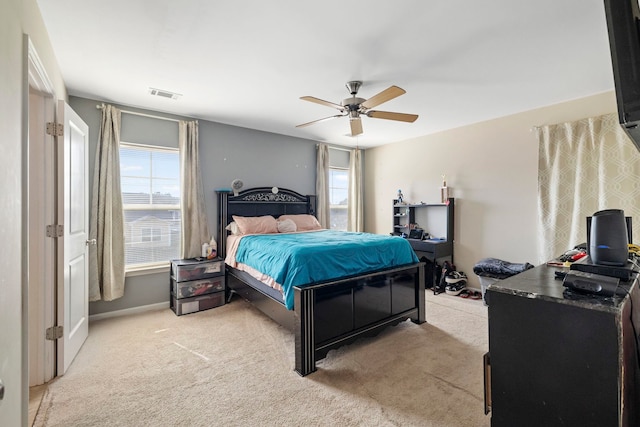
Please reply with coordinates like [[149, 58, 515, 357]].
[[329, 167, 348, 231], [119, 143, 181, 269]]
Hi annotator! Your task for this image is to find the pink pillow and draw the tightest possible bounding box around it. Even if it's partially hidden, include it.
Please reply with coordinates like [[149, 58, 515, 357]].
[[278, 214, 322, 231], [232, 215, 278, 235]]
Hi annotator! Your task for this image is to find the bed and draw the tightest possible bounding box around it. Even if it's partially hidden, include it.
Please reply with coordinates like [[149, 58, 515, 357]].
[[217, 187, 425, 376]]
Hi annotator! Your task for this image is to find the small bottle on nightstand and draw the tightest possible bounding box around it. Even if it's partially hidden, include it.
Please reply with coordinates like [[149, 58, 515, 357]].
[[208, 237, 217, 259], [201, 242, 209, 258]]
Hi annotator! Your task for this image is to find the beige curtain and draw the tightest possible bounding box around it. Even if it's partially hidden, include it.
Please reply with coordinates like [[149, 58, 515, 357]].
[[348, 148, 364, 231], [179, 120, 210, 258], [536, 113, 640, 264], [89, 104, 126, 301], [316, 143, 330, 228]]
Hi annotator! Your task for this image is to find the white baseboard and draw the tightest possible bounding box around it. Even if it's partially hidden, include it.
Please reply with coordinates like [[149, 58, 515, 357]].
[[89, 301, 169, 322]]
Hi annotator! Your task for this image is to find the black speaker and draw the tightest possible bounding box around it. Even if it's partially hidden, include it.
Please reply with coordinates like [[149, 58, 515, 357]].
[[589, 209, 629, 266]]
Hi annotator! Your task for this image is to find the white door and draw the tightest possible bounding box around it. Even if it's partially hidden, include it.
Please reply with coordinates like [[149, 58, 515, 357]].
[[57, 100, 90, 374]]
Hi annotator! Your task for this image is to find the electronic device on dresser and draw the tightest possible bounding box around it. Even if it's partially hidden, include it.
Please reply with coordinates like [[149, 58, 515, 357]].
[[562, 270, 624, 297], [587, 209, 629, 266], [568, 211, 637, 293], [604, 0, 640, 152]]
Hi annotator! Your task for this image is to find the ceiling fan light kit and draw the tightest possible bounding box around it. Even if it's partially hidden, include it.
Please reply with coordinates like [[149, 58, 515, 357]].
[[297, 81, 418, 136]]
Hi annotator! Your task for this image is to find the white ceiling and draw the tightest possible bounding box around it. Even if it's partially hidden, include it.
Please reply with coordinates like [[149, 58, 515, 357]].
[[37, 0, 615, 148]]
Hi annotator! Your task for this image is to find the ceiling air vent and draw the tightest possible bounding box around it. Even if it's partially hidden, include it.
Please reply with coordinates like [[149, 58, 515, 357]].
[[148, 87, 181, 100]]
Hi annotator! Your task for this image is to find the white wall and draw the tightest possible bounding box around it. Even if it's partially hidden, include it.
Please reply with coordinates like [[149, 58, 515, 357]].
[[0, 0, 67, 425], [364, 91, 618, 289]]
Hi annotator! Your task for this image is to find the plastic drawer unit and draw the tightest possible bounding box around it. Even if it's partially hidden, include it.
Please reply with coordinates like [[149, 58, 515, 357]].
[[170, 258, 225, 315]]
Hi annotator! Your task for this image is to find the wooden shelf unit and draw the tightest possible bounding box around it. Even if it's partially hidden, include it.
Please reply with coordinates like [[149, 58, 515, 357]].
[[392, 198, 455, 289]]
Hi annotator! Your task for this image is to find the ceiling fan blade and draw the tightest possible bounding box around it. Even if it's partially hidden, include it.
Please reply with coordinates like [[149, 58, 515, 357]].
[[296, 114, 344, 128], [360, 85, 406, 110], [367, 110, 418, 123], [300, 96, 344, 110], [350, 117, 363, 136]]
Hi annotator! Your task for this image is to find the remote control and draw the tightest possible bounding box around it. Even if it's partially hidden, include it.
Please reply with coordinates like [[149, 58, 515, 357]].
[[562, 270, 621, 296]]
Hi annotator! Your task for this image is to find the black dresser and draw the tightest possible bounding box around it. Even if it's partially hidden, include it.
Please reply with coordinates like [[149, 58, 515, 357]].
[[485, 265, 640, 426]]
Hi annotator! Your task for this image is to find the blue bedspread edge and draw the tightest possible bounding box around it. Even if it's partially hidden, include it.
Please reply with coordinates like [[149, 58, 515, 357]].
[[234, 230, 419, 309]]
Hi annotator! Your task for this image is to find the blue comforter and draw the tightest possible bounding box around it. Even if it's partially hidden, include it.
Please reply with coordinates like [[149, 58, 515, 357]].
[[235, 230, 419, 309]]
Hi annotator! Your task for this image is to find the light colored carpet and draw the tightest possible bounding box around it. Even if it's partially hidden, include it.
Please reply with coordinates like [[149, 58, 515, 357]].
[[34, 292, 490, 427]]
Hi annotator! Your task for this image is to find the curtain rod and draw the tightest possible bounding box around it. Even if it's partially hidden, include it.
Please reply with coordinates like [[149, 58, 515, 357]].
[[316, 143, 354, 152], [96, 103, 182, 123]]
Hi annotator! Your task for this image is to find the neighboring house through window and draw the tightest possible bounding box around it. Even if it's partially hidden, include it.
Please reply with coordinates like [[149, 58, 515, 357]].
[[329, 167, 348, 231], [119, 142, 181, 269]]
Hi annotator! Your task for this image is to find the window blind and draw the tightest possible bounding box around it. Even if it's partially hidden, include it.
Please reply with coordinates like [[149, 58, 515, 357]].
[[120, 143, 181, 267]]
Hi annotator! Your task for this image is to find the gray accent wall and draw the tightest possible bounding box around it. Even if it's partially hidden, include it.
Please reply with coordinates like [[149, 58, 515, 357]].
[[69, 96, 318, 315], [329, 147, 350, 168]]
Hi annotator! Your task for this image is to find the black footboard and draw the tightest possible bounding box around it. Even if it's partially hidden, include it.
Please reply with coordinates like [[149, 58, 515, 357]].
[[294, 262, 425, 376], [218, 188, 425, 376]]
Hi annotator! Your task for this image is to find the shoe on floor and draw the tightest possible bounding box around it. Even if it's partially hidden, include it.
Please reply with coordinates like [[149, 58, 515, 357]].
[[470, 291, 482, 300], [445, 271, 468, 284], [445, 281, 467, 296], [436, 261, 456, 294]]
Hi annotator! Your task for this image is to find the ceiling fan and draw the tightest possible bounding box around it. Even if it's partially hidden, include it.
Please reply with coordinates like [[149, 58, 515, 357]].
[[296, 81, 418, 136]]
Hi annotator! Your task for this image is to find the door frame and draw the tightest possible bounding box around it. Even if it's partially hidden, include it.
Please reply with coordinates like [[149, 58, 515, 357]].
[[26, 37, 57, 385]]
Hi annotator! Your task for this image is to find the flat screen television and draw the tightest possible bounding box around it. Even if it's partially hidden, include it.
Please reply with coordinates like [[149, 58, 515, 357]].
[[604, 0, 640, 151]]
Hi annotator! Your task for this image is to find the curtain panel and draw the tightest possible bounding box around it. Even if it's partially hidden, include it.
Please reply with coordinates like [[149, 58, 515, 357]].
[[89, 104, 126, 301], [536, 113, 640, 264], [316, 143, 330, 228], [179, 120, 210, 259], [348, 148, 364, 232]]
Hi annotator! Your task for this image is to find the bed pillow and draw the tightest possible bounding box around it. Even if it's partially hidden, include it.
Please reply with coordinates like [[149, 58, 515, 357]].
[[225, 221, 241, 235], [232, 215, 278, 235], [278, 214, 322, 231], [276, 218, 297, 233]]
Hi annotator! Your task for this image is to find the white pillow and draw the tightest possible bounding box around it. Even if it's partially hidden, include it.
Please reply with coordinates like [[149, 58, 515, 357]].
[[277, 218, 297, 233], [278, 214, 322, 231], [225, 221, 241, 235]]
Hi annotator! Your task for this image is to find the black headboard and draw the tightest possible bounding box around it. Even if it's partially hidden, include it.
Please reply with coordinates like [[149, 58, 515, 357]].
[[216, 187, 317, 257]]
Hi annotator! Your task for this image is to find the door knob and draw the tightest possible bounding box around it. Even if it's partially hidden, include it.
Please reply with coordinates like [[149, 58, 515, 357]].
[[0, 378, 4, 401], [86, 239, 97, 246]]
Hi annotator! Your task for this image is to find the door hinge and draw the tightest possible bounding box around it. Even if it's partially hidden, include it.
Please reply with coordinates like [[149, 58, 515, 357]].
[[45, 325, 63, 340], [46, 224, 63, 238], [46, 122, 64, 137]]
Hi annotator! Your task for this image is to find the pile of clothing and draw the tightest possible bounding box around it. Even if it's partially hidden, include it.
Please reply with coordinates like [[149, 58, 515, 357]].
[[472, 257, 535, 305], [472, 257, 534, 279]]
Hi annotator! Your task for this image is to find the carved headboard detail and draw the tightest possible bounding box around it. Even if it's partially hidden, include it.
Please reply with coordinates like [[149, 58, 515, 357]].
[[216, 187, 317, 257]]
